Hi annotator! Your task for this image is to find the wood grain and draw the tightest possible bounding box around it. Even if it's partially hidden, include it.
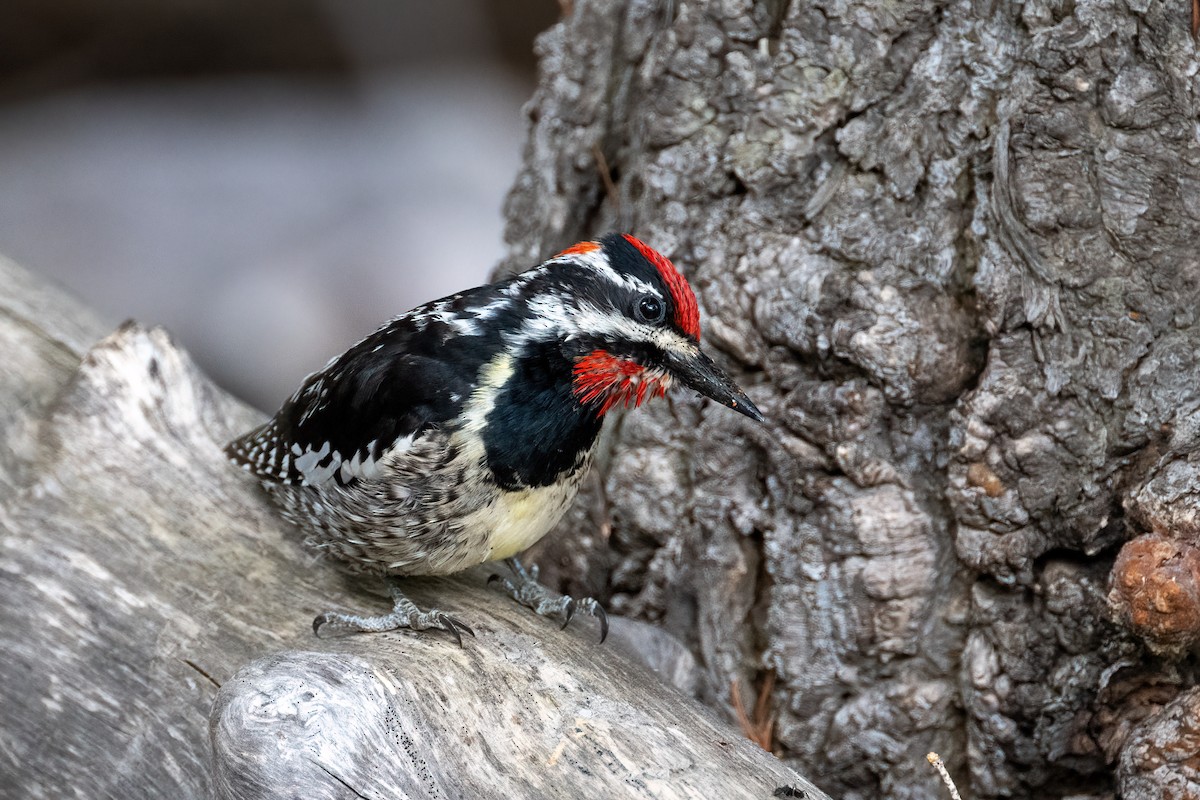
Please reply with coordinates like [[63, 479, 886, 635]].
[[0, 255, 828, 799]]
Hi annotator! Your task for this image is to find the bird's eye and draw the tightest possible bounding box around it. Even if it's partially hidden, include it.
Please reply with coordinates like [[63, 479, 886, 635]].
[[636, 295, 665, 324]]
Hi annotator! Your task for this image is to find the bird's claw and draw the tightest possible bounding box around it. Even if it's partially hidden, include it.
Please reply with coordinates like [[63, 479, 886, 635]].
[[490, 558, 608, 643], [593, 602, 609, 644], [311, 586, 474, 646], [437, 613, 476, 648], [570, 597, 608, 643]]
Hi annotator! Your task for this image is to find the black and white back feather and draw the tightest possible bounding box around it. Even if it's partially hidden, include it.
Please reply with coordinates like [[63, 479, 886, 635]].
[[225, 284, 510, 487], [221, 233, 762, 580], [226, 232, 706, 491]]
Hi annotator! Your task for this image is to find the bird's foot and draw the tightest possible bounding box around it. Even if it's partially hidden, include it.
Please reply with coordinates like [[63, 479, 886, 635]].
[[488, 557, 608, 643], [313, 585, 475, 646]]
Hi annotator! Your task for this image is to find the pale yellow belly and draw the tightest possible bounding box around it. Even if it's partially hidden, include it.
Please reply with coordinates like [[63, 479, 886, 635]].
[[466, 479, 581, 563]]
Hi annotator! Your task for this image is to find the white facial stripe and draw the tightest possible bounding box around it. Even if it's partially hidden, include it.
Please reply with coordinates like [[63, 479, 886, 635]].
[[518, 294, 697, 355], [545, 249, 659, 297]]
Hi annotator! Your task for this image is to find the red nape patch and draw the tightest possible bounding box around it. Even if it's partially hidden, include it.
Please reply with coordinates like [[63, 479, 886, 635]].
[[621, 234, 701, 340], [558, 240, 601, 257], [573, 350, 670, 416]]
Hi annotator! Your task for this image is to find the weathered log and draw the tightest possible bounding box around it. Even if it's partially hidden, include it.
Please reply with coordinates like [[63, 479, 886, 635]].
[[0, 255, 828, 799]]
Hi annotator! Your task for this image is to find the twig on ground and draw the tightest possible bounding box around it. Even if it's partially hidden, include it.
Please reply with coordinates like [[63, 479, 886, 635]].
[[926, 752, 963, 800], [731, 671, 776, 750]]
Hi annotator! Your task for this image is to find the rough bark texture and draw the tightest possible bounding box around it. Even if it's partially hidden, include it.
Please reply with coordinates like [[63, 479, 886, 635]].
[[0, 255, 826, 800], [503, 2, 1200, 799]]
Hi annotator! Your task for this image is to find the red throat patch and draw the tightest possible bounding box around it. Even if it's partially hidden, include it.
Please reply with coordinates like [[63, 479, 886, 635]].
[[621, 234, 701, 340], [572, 350, 670, 416]]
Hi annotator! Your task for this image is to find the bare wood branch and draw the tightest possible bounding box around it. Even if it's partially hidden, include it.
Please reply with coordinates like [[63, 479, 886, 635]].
[[0, 256, 829, 799]]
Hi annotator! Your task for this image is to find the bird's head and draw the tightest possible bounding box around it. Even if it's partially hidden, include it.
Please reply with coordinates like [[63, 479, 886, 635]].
[[515, 232, 764, 422]]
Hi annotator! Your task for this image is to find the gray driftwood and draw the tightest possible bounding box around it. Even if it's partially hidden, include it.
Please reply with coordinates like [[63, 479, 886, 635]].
[[0, 254, 826, 800], [502, 2, 1200, 799]]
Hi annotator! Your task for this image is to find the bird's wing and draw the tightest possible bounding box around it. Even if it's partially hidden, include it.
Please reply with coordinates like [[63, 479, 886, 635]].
[[225, 289, 505, 486]]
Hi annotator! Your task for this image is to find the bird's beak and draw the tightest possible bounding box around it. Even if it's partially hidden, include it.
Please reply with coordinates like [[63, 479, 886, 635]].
[[668, 346, 765, 423]]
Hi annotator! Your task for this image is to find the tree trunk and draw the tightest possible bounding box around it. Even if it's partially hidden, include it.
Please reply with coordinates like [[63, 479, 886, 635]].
[[0, 254, 826, 799], [504, 2, 1200, 799]]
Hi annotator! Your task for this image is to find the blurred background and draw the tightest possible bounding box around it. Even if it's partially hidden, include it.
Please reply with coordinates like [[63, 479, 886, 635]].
[[0, 0, 557, 408]]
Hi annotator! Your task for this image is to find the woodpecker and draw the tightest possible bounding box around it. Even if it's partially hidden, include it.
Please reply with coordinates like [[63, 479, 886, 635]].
[[225, 232, 763, 643]]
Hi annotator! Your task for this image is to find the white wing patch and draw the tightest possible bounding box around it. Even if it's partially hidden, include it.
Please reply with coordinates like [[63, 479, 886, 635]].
[[290, 435, 415, 486], [460, 353, 516, 435], [229, 425, 413, 487], [293, 441, 336, 485]]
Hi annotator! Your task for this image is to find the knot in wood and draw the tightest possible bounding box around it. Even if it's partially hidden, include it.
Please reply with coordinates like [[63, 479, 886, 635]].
[[1108, 533, 1200, 657]]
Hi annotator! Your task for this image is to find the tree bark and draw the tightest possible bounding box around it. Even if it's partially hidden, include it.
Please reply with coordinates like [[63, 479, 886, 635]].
[[0, 254, 826, 799], [504, 2, 1200, 799]]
